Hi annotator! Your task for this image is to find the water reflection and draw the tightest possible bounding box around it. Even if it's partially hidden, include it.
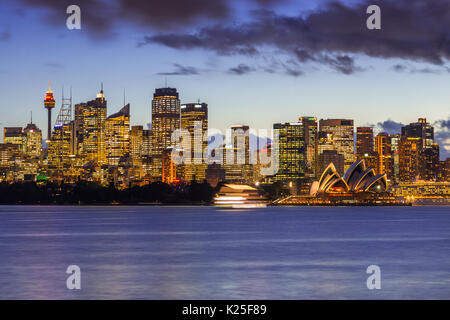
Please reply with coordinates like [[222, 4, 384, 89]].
[[0, 206, 449, 299]]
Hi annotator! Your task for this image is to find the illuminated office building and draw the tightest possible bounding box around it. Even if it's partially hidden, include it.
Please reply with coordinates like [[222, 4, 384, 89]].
[[420, 143, 440, 181], [273, 122, 306, 182], [390, 134, 400, 183], [74, 86, 107, 164], [439, 158, 450, 182], [299, 117, 318, 179], [162, 147, 179, 184], [319, 119, 355, 171], [401, 118, 434, 149], [399, 119, 439, 182], [224, 125, 253, 183], [47, 122, 72, 178], [105, 104, 130, 166], [356, 127, 374, 156], [0, 143, 19, 170], [3, 127, 25, 152], [375, 132, 393, 179], [130, 125, 143, 163], [398, 137, 421, 182], [180, 102, 208, 182], [151, 87, 180, 179], [318, 150, 344, 176], [23, 121, 42, 157]]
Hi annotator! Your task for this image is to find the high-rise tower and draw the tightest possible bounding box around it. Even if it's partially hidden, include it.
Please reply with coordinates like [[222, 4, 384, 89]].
[[74, 85, 107, 164], [151, 87, 180, 179], [180, 102, 208, 182], [44, 81, 55, 141], [319, 119, 355, 172]]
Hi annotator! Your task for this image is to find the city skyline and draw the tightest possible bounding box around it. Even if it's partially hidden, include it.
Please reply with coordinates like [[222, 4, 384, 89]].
[[1, 82, 449, 162], [0, 83, 447, 190], [0, 0, 449, 160]]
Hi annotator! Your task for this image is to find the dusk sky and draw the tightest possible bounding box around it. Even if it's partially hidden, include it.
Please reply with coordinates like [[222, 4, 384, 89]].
[[0, 0, 449, 158]]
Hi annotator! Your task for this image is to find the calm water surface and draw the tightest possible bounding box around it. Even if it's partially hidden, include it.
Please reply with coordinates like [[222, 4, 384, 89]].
[[0, 206, 449, 299]]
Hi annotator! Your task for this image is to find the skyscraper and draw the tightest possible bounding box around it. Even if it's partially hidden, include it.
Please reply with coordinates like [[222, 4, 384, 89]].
[[375, 132, 393, 180], [151, 87, 180, 179], [47, 122, 72, 179], [105, 104, 130, 166], [23, 121, 42, 157], [399, 118, 438, 182], [318, 150, 344, 176], [319, 119, 355, 171], [3, 127, 25, 151], [224, 124, 252, 183], [390, 133, 400, 183], [399, 137, 421, 182], [74, 86, 107, 164], [420, 143, 440, 181], [299, 117, 318, 179], [356, 127, 374, 156], [273, 122, 306, 182], [180, 102, 208, 182], [44, 81, 55, 141], [401, 118, 434, 149]]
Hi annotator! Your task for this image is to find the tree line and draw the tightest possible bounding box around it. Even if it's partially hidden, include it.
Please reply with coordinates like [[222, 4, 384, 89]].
[[0, 181, 215, 205]]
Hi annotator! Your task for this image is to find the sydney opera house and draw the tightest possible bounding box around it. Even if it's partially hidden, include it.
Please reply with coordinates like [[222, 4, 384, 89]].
[[310, 159, 388, 196]]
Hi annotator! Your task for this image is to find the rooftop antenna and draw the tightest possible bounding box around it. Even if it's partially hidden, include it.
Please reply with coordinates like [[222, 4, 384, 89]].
[[30, 111, 33, 124], [101, 82, 104, 93], [123, 88, 126, 106], [55, 85, 72, 126]]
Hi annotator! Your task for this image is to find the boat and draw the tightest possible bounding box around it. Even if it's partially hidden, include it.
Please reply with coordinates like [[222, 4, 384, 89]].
[[213, 184, 269, 208]]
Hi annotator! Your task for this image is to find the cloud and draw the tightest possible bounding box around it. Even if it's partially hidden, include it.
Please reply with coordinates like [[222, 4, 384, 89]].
[[142, 0, 450, 73], [434, 119, 450, 159], [13, 0, 116, 38], [391, 64, 450, 74], [45, 62, 64, 69], [14, 0, 450, 75], [228, 64, 254, 75], [156, 63, 200, 75], [116, 0, 231, 30], [435, 119, 450, 130], [0, 31, 11, 41], [374, 119, 405, 134], [12, 0, 286, 38]]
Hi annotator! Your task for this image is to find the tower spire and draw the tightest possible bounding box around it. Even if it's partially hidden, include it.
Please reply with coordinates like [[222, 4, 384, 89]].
[[97, 82, 105, 100]]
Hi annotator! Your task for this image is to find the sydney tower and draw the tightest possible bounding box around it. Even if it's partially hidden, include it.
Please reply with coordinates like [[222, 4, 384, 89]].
[[44, 81, 55, 141]]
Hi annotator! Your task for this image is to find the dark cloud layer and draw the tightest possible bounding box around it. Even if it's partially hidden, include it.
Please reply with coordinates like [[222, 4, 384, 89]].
[[142, 0, 450, 73], [12, 0, 450, 74], [12, 0, 284, 37], [15, 0, 116, 38]]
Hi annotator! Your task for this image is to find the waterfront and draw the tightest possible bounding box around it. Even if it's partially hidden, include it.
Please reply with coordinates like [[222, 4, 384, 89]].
[[0, 206, 449, 299]]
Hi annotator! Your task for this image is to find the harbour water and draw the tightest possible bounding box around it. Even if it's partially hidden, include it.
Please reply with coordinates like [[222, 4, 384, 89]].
[[0, 205, 449, 299]]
